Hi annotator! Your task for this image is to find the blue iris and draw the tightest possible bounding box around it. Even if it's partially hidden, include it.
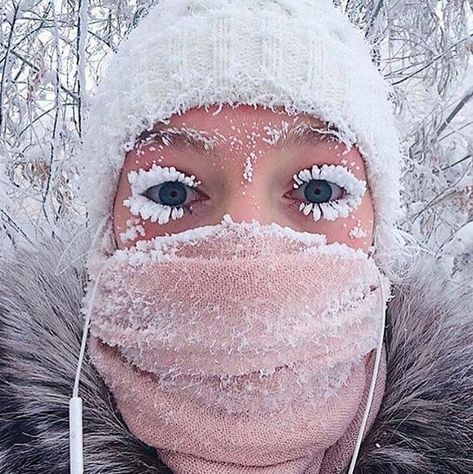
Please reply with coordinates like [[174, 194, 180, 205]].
[[304, 180, 333, 204], [145, 182, 188, 207]]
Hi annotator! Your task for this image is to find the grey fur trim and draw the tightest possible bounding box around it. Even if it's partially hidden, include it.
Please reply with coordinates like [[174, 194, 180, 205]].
[[0, 229, 171, 474], [0, 229, 472, 473], [351, 254, 473, 473]]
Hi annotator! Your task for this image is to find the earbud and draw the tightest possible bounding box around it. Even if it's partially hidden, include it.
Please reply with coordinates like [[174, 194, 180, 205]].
[[69, 397, 83, 474]]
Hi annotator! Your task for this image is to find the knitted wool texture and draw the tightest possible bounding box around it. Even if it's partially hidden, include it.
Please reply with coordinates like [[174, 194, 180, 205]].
[[86, 222, 389, 473], [79, 0, 406, 273]]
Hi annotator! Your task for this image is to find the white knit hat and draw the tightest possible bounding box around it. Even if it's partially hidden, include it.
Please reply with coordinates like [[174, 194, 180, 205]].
[[80, 0, 406, 273]]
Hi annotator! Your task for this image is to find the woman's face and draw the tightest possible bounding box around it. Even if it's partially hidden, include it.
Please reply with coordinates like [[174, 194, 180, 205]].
[[113, 104, 374, 251]]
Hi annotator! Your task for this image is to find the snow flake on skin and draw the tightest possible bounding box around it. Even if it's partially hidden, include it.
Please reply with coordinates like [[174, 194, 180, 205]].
[[246, 129, 261, 145], [228, 135, 244, 148], [211, 103, 224, 116], [133, 126, 223, 156], [261, 121, 290, 145], [243, 152, 257, 183], [349, 225, 368, 240], [349, 218, 369, 242], [119, 217, 146, 243], [161, 134, 172, 147]]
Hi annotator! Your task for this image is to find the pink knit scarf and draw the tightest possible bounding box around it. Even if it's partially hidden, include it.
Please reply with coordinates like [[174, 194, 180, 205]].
[[87, 222, 388, 473]]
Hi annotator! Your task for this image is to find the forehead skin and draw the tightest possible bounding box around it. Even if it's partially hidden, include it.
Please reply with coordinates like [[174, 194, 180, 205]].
[[112, 104, 374, 251]]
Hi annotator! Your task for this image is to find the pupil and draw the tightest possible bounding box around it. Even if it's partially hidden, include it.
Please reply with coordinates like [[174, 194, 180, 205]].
[[304, 180, 332, 204], [146, 182, 187, 206]]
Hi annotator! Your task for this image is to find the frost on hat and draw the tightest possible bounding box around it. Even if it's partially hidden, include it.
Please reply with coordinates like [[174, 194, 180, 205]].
[[80, 0, 406, 272]]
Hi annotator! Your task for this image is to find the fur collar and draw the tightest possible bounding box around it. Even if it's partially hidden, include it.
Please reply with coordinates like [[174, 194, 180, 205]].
[[0, 231, 472, 473]]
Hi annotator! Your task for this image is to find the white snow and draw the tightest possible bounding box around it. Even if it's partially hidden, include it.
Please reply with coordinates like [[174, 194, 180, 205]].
[[349, 225, 368, 239], [119, 218, 146, 243], [113, 220, 330, 265], [243, 154, 254, 183]]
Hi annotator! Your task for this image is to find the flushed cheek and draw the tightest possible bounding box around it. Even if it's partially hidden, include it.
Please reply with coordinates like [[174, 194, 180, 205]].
[[286, 192, 373, 250], [115, 196, 374, 251], [115, 196, 214, 249], [117, 206, 373, 253], [284, 182, 373, 247], [340, 202, 374, 250], [113, 164, 374, 251], [287, 216, 372, 251]]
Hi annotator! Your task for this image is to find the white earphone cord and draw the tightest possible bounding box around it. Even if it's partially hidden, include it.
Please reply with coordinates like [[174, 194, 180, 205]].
[[346, 272, 387, 474], [69, 222, 387, 474], [70, 218, 109, 474]]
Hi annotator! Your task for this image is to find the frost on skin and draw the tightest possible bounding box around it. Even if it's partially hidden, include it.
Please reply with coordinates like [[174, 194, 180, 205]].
[[261, 121, 290, 145], [293, 164, 366, 222], [123, 164, 201, 225], [243, 154, 254, 183], [119, 218, 146, 243], [115, 220, 329, 266], [350, 224, 369, 240], [135, 126, 222, 154], [112, 107, 376, 254]]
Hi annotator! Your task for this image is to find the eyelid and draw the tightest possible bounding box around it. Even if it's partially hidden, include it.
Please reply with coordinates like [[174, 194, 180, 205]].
[[123, 163, 366, 226], [292, 163, 365, 193], [127, 164, 201, 195]]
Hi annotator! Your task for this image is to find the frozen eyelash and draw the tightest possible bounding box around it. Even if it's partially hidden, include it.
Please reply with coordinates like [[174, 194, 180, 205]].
[[123, 164, 201, 225], [293, 164, 366, 222]]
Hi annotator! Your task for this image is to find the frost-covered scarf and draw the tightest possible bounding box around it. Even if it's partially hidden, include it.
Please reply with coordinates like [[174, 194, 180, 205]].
[[87, 221, 388, 473]]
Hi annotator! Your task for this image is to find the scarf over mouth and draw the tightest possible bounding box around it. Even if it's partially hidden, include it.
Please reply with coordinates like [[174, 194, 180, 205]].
[[86, 221, 389, 473]]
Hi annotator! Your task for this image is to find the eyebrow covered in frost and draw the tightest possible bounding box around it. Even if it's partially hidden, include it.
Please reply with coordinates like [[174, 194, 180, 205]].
[[134, 127, 221, 156], [132, 122, 349, 157]]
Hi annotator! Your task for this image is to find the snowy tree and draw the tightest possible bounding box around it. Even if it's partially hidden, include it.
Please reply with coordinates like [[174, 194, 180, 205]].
[[0, 0, 472, 280]]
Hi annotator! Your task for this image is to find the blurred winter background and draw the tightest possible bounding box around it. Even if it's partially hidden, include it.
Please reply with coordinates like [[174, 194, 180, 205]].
[[0, 0, 472, 282]]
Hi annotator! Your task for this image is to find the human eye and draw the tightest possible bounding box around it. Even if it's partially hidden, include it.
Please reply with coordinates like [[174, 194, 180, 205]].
[[286, 164, 366, 221], [123, 164, 204, 225]]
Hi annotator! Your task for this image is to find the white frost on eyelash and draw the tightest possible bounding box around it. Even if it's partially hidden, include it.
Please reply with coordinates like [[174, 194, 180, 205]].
[[127, 164, 200, 194], [123, 164, 200, 225], [119, 218, 146, 243], [294, 164, 366, 222]]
